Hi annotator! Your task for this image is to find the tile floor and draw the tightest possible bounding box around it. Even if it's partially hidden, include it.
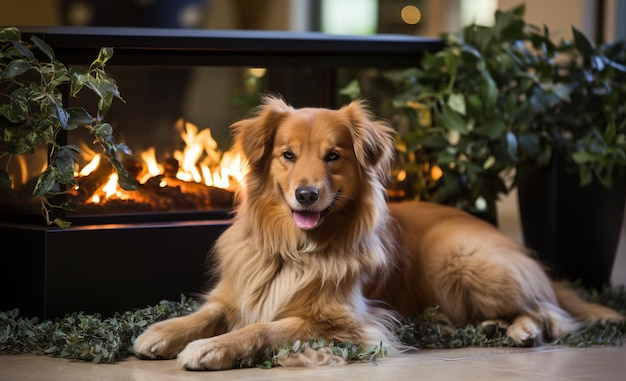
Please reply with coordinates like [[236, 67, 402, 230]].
[[1, 345, 625, 381]]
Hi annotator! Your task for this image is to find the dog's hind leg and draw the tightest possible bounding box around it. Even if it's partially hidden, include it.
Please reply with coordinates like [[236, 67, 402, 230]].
[[429, 245, 583, 347], [506, 314, 542, 346]]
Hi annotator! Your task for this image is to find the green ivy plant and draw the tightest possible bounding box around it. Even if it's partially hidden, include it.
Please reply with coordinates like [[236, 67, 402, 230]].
[[345, 4, 626, 219], [1, 286, 624, 365], [0, 27, 137, 227]]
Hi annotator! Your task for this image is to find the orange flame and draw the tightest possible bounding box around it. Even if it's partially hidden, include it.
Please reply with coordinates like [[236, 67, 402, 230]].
[[80, 154, 101, 177], [83, 119, 244, 204]]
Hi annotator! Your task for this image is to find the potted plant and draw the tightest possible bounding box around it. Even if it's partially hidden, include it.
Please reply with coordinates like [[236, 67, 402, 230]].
[[344, 4, 626, 288], [344, 5, 545, 223], [0, 27, 137, 227], [516, 27, 626, 290]]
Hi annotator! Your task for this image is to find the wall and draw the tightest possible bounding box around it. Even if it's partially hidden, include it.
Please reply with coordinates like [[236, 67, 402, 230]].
[[0, 0, 60, 26]]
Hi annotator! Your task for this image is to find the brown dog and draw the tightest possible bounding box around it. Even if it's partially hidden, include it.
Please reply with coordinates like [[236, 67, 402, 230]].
[[133, 97, 623, 370]]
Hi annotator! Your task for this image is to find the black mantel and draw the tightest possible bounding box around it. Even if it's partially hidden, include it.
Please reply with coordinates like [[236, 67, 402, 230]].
[[22, 26, 443, 67]]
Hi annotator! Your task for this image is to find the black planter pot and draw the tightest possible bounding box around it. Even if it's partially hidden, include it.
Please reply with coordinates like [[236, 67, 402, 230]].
[[517, 160, 626, 290]]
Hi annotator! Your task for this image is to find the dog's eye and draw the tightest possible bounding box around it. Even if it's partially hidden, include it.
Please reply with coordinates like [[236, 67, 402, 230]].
[[282, 150, 295, 161], [325, 152, 340, 162]]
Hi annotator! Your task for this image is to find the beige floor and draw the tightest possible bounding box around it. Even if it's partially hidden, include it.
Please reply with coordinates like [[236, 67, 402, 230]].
[[1, 345, 624, 381]]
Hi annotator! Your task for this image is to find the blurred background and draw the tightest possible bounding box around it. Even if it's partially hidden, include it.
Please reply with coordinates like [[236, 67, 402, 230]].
[[1, 0, 625, 286], [1, 0, 623, 41]]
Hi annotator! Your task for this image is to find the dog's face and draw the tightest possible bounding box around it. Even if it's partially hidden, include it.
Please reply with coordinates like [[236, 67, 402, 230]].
[[232, 97, 394, 232], [270, 107, 360, 229]]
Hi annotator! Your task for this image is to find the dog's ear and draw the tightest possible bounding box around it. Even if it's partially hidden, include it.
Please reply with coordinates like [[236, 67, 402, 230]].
[[342, 100, 395, 180], [231, 96, 291, 163]]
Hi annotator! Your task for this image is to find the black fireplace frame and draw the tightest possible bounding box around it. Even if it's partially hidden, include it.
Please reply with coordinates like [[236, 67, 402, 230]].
[[1, 27, 442, 319]]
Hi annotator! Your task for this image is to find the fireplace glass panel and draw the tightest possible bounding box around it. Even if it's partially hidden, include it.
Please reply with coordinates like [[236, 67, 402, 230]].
[[0, 65, 391, 224]]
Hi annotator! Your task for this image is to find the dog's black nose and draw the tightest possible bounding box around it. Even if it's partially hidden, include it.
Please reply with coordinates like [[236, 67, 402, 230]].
[[295, 186, 319, 206]]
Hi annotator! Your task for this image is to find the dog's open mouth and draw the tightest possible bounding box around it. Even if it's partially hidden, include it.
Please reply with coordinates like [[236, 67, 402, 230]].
[[292, 194, 340, 230], [293, 211, 322, 229]]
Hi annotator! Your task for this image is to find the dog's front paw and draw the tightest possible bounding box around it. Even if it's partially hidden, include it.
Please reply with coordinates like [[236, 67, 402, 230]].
[[177, 338, 237, 370], [133, 321, 186, 359]]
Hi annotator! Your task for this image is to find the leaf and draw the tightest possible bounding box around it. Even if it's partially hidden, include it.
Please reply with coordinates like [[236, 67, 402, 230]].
[[51, 218, 72, 228], [604, 121, 616, 144], [30, 35, 55, 61], [447, 93, 466, 115], [84, 79, 105, 99], [10, 40, 34, 60], [551, 83, 571, 102], [69, 67, 88, 97], [572, 151, 594, 164], [54, 147, 78, 175], [60, 200, 79, 211], [2, 59, 33, 78], [572, 27, 595, 62], [0, 27, 21, 42], [438, 105, 469, 134], [291, 340, 301, 352], [480, 70, 498, 111], [32, 167, 56, 197], [483, 155, 496, 169], [0, 170, 13, 189], [115, 143, 133, 156], [97, 91, 115, 117], [10, 88, 29, 119], [517, 133, 540, 160], [93, 123, 113, 136], [514, 101, 535, 130], [604, 58, 626, 73], [505, 131, 518, 162], [466, 94, 483, 114], [416, 134, 449, 149], [459, 44, 482, 59], [437, 149, 457, 165], [110, 160, 139, 191], [339, 79, 361, 100], [66, 107, 94, 130], [443, 49, 459, 75], [474, 117, 506, 140], [96, 47, 114, 65], [53, 101, 69, 129]]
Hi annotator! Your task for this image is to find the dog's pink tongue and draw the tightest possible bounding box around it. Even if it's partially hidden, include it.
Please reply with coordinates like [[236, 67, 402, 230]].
[[293, 211, 321, 229]]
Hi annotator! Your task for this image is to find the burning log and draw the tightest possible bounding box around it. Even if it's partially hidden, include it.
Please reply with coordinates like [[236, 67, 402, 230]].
[[144, 175, 234, 209], [74, 160, 114, 199], [66, 119, 241, 215]]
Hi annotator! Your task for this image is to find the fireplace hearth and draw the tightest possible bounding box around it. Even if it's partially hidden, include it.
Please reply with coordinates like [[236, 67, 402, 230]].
[[0, 27, 442, 319]]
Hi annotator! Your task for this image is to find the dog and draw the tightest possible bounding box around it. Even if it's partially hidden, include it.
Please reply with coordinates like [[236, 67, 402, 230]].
[[133, 96, 623, 370]]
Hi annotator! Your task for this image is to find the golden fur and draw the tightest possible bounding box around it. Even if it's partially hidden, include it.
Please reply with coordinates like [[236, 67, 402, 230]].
[[133, 97, 623, 370]]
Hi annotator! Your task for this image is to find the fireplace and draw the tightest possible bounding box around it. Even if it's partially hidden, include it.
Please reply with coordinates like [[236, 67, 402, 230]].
[[0, 27, 442, 319]]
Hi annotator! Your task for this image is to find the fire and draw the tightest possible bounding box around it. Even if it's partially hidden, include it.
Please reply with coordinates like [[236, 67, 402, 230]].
[[82, 119, 245, 205], [139, 147, 162, 184], [207, 150, 244, 189], [80, 154, 101, 177]]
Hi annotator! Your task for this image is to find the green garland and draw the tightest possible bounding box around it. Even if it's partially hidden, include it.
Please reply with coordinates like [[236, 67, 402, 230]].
[[1, 287, 624, 367], [0, 296, 198, 363]]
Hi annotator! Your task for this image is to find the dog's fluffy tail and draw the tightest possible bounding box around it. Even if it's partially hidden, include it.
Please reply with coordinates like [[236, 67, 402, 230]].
[[552, 282, 624, 326], [516, 281, 624, 343], [537, 300, 582, 339], [519, 282, 623, 343]]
